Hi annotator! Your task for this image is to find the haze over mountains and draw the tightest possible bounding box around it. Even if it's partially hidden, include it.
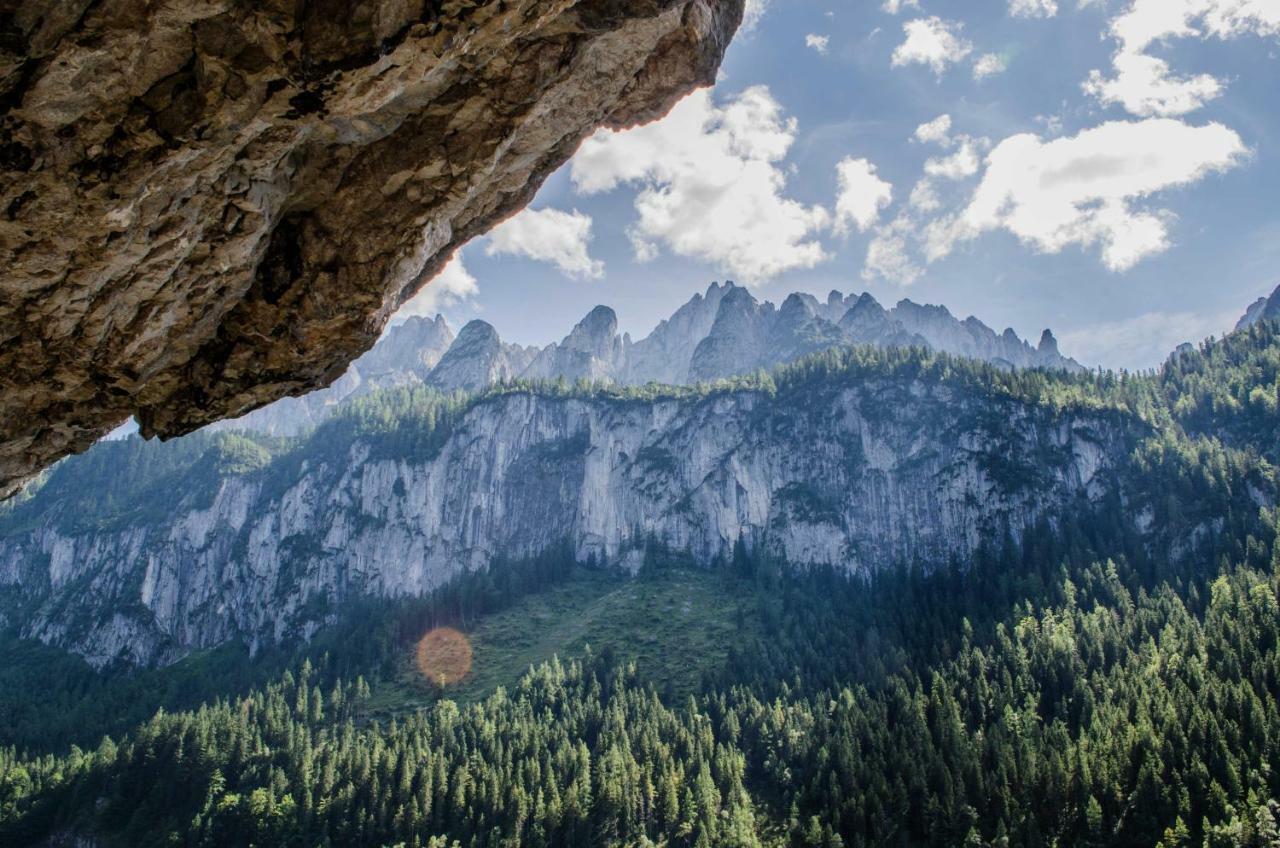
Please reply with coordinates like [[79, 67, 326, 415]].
[[218, 282, 1082, 436]]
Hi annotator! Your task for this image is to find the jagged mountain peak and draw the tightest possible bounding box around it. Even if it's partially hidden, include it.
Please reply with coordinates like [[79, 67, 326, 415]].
[[428, 320, 524, 394], [567, 305, 620, 347], [1039, 329, 1060, 355], [202, 281, 1083, 436], [847, 292, 886, 316], [896, 299, 954, 320], [779, 292, 819, 316], [1236, 283, 1280, 331], [454, 319, 502, 344]]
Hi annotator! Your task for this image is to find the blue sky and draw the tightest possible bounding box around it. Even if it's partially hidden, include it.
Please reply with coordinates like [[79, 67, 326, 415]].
[[400, 0, 1280, 370]]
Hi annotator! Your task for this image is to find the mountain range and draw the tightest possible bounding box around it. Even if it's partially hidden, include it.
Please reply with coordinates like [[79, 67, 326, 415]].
[[213, 282, 1081, 436], [7, 286, 1276, 670], [3, 285, 1280, 848]]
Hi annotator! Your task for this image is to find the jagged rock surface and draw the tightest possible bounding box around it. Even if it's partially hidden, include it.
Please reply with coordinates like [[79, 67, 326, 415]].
[[1236, 284, 1280, 331], [0, 0, 744, 497], [0, 374, 1137, 667], [523, 306, 626, 383], [623, 281, 732, 384], [427, 320, 536, 394], [131, 282, 1085, 438]]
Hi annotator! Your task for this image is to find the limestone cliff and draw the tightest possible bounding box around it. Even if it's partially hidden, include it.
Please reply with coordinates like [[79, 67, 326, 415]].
[[0, 364, 1141, 667], [0, 0, 744, 497]]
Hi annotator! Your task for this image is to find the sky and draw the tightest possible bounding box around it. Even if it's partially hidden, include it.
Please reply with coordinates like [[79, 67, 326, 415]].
[[397, 0, 1280, 371]]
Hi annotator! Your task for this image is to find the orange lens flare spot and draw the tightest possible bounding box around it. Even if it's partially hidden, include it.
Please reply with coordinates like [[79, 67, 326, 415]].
[[414, 626, 473, 687]]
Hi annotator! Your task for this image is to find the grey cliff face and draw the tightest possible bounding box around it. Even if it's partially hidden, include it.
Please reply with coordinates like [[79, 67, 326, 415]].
[[687, 286, 775, 381], [625, 281, 733, 384], [427, 321, 529, 394], [0, 0, 745, 497], [1, 376, 1138, 668], [524, 306, 626, 383]]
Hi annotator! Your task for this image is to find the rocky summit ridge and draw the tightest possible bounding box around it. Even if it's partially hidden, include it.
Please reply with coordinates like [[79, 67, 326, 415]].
[[209, 282, 1083, 436]]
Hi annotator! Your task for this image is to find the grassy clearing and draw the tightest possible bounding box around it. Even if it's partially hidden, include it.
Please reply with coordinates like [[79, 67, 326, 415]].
[[366, 565, 759, 720]]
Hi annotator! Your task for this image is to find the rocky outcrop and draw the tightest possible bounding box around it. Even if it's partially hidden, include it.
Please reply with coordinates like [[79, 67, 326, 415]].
[[524, 305, 625, 383], [427, 320, 534, 394], [1236, 284, 1280, 331], [0, 370, 1140, 667], [623, 281, 731, 384], [0, 0, 744, 497]]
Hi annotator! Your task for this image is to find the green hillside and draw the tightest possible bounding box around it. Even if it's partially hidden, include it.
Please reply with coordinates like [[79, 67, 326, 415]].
[[3, 325, 1280, 846], [368, 566, 762, 720]]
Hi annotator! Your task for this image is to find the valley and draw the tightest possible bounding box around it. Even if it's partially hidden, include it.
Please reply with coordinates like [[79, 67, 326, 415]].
[[1, 297, 1278, 847]]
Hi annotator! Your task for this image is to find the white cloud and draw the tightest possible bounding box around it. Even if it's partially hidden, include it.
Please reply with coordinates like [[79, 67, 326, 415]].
[[864, 216, 925, 285], [570, 87, 830, 284], [1009, 0, 1058, 18], [834, 157, 894, 234], [929, 118, 1247, 271], [1086, 0, 1280, 117], [485, 207, 605, 279], [743, 0, 768, 30], [973, 52, 1009, 79], [1084, 51, 1222, 117], [891, 17, 973, 74], [913, 114, 953, 146], [396, 254, 478, 319], [924, 139, 984, 180], [805, 33, 831, 54], [882, 0, 921, 13], [909, 179, 942, 212], [1060, 308, 1239, 370]]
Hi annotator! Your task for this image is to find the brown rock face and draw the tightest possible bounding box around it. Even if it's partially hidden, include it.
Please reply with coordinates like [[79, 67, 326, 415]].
[[0, 0, 743, 497]]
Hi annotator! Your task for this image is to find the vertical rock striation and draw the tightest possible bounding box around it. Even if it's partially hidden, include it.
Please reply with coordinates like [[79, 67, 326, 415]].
[[0, 373, 1140, 667]]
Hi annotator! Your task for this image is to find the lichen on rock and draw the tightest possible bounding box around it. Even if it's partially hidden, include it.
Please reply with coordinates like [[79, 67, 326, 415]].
[[0, 0, 743, 497]]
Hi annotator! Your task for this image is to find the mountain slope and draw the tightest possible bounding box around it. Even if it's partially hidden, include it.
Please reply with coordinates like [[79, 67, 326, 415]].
[[2, 350, 1140, 668]]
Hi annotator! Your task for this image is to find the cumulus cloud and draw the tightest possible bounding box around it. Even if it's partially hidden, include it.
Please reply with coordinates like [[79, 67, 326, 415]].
[[913, 114, 953, 146], [973, 52, 1008, 80], [862, 117, 989, 283], [1085, 49, 1223, 117], [924, 139, 984, 180], [909, 179, 942, 212], [864, 216, 925, 285], [882, 0, 921, 13], [1086, 0, 1280, 117], [835, 158, 894, 234], [805, 33, 830, 54], [928, 118, 1247, 271], [570, 87, 830, 284], [1060, 308, 1239, 370], [891, 17, 973, 74], [485, 207, 605, 279], [396, 255, 478, 319], [743, 0, 768, 30], [1009, 0, 1058, 18]]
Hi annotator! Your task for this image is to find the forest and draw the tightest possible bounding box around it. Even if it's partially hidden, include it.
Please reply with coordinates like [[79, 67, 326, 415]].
[[2, 322, 1280, 846]]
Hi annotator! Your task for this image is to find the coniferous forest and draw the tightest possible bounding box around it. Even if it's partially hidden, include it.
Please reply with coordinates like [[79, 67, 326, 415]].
[[3, 323, 1280, 847]]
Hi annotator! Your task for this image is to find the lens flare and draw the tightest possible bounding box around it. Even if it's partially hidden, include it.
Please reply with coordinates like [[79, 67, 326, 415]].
[[414, 626, 473, 687]]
